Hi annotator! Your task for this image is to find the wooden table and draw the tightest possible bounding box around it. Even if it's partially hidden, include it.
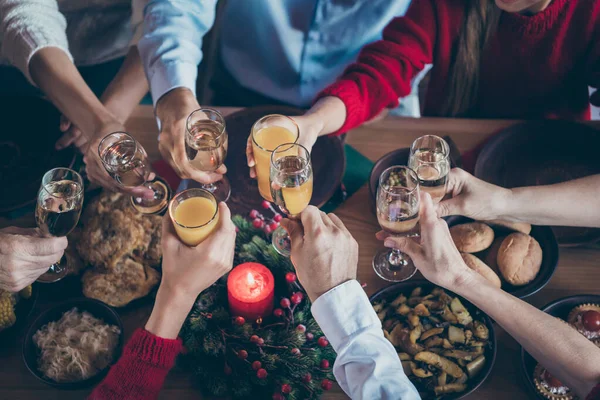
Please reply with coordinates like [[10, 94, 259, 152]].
[[1, 106, 599, 399]]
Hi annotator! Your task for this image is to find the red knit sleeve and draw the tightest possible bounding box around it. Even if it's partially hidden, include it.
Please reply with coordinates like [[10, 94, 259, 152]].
[[88, 328, 183, 400], [315, 0, 437, 135], [586, 3, 600, 110]]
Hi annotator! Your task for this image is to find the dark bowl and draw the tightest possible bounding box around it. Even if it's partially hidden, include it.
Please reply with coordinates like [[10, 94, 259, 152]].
[[23, 298, 124, 389], [369, 280, 497, 400], [0, 283, 39, 338], [520, 294, 600, 399], [446, 216, 559, 299]]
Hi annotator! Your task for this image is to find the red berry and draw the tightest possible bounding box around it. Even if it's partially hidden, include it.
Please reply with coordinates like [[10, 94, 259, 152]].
[[320, 359, 330, 369], [542, 369, 563, 388], [252, 218, 264, 229], [252, 361, 262, 371], [250, 209, 259, 219], [234, 316, 245, 326], [272, 393, 284, 400], [274, 214, 283, 222], [264, 225, 273, 234], [235, 226, 239, 233], [281, 384, 292, 394], [224, 365, 232, 375], [305, 332, 314, 341], [268, 221, 279, 231], [318, 337, 329, 348], [261, 200, 270, 209], [257, 368, 268, 379], [273, 308, 284, 318], [582, 310, 600, 332], [303, 373, 312, 384], [321, 379, 333, 391], [296, 324, 306, 333], [285, 272, 297, 283], [250, 335, 260, 344], [291, 348, 301, 356], [257, 338, 265, 346], [280, 298, 291, 308], [291, 292, 304, 305], [238, 350, 248, 360]]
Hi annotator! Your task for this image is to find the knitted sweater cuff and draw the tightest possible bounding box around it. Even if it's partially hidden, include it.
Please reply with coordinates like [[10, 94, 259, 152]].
[[125, 328, 183, 369], [315, 79, 366, 136]]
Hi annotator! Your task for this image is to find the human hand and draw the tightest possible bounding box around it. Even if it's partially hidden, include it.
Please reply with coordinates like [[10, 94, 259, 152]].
[[55, 115, 89, 151], [156, 88, 226, 183], [280, 206, 358, 302], [376, 192, 476, 290], [437, 168, 512, 221], [0, 227, 67, 292]]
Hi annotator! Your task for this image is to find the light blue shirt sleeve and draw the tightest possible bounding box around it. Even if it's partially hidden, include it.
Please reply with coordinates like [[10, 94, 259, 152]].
[[312, 280, 421, 400], [137, 0, 218, 106]]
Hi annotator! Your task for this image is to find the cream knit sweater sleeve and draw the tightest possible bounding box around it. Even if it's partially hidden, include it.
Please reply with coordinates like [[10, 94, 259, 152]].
[[0, 0, 73, 84]]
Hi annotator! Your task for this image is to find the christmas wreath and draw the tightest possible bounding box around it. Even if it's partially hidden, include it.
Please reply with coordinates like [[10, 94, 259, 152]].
[[181, 212, 337, 399]]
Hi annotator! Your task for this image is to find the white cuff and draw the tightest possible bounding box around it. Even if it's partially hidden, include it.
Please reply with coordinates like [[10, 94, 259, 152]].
[[148, 61, 197, 107]]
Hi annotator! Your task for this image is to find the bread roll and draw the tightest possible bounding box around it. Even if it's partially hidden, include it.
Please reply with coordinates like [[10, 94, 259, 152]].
[[450, 222, 495, 253], [461, 253, 502, 288], [497, 233, 543, 286], [486, 219, 532, 235], [484, 237, 505, 274]]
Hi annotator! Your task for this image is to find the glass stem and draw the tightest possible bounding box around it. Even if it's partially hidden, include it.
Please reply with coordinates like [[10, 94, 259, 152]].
[[202, 182, 217, 192], [388, 248, 407, 268]]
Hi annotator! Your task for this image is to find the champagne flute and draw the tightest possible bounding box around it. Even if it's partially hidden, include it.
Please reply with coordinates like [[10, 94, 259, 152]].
[[98, 132, 171, 214], [270, 143, 313, 257], [35, 168, 84, 283], [408, 135, 450, 204], [169, 188, 219, 246], [184, 109, 231, 202], [373, 166, 420, 282]]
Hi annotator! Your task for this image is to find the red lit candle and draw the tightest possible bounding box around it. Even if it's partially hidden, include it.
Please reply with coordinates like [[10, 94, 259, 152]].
[[227, 262, 275, 321]]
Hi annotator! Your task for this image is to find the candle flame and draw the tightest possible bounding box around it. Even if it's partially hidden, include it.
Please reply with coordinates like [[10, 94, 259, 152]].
[[246, 272, 255, 286]]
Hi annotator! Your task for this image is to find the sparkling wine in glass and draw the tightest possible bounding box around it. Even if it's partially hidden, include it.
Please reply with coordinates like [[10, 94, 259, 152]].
[[408, 135, 450, 204], [99, 132, 170, 214], [35, 168, 84, 283], [184, 109, 231, 202], [270, 143, 313, 257], [373, 166, 420, 282]]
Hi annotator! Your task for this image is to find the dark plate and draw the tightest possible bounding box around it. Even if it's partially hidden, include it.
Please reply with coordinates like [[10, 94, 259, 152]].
[[0, 284, 39, 338], [0, 96, 76, 213], [23, 298, 124, 389], [222, 106, 345, 215], [474, 120, 600, 246], [520, 294, 600, 399], [446, 216, 559, 299], [369, 280, 497, 400]]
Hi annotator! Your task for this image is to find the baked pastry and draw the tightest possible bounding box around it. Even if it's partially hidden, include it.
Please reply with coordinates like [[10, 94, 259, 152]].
[[567, 304, 600, 340], [484, 236, 504, 274], [461, 253, 501, 288], [497, 233, 542, 286], [486, 219, 532, 235], [533, 364, 573, 400], [132, 214, 162, 267], [82, 257, 160, 307], [450, 222, 495, 253]]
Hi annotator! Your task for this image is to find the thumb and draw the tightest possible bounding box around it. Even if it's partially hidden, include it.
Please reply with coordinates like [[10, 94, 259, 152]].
[[280, 218, 303, 247], [384, 236, 423, 261], [60, 115, 71, 132], [437, 196, 463, 218]]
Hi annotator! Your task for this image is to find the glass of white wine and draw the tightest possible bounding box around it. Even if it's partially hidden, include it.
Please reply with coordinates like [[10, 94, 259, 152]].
[[373, 166, 420, 282], [270, 143, 313, 257], [408, 135, 450, 204], [35, 168, 84, 283], [98, 132, 170, 214], [183, 108, 230, 202]]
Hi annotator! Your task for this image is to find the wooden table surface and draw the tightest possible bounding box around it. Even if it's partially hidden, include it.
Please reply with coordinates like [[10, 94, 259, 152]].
[[2, 105, 599, 399]]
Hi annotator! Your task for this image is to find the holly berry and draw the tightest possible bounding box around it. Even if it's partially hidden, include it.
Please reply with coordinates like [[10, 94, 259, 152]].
[[261, 200, 271, 209], [320, 359, 330, 369], [268, 221, 279, 231], [264, 225, 273, 234], [224, 365, 232, 375], [317, 337, 329, 348], [238, 350, 248, 360], [280, 298, 291, 308], [234, 316, 245, 326], [252, 361, 262, 371], [250, 335, 260, 344], [257, 338, 265, 346], [285, 272, 297, 283], [273, 308, 284, 318], [250, 209, 260, 219], [302, 373, 312, 384], [542, 369, 563, 388], [281, 384, 292, 394], [321, 379, 333, 391], [257, 368, 268, 379], [296, 324, 306, 333], [252, 218, 264, 229], [291, 348, 301, 356], [272, 393, 284, 400], [305, 332, 314, 341], [582, 310, 600, 332], [274, 214, 283, 222], [291, 292, 304, 305]]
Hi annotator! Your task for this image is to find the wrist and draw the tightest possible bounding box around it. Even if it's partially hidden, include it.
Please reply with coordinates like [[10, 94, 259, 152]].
[[145, 285, 196, 339], [494, 187, 516, 221], [156, 88, 197, 125], [447, 265, 483, 294]]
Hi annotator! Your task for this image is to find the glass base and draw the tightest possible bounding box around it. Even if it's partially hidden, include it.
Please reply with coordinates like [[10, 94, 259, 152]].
[[272, 226, 291, 257], [131, 176, 171, 215], [372, 248, 417, 282], [190, 176, 231, 203], [37, 258, 68, 283]]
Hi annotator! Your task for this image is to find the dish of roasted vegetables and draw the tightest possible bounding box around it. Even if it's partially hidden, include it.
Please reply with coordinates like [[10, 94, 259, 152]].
[[372, 285, 494, 398]]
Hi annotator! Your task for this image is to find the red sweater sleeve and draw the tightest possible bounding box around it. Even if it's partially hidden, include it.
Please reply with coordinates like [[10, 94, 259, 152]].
[[88, 328, 182, 400], [316, 0, 437, 135]]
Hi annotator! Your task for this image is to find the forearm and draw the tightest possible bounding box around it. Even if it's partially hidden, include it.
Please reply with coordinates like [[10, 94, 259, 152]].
[[304, 97, 347, 137], [452, 273, 600, 398], [500, 175, 600, 227], [145, 285, 195, 339]]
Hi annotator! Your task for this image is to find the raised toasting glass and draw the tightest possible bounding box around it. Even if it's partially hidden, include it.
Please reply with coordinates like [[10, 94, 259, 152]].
[[169, 188, 219, 246], [35, 168, 84, 283], [408, 135, 450, 204], [373, 166, 420, 282], [270, 143, 313, 257], [185, 109, 231, 202], [251, 115, 299, 202], [99, 132, 170, 214]]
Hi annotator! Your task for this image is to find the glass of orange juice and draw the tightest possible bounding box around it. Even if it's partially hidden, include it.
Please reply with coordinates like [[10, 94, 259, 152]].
[[251, 115, 299, 202], [270, 143, 313, 256], [169, 188, 219, 246]]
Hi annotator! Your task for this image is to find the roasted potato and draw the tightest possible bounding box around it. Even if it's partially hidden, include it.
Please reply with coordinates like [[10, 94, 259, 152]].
[[414, 352, 464, 379]]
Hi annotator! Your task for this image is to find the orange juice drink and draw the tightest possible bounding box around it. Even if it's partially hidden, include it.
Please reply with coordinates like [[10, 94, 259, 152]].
[[169, 189, 218, 246]]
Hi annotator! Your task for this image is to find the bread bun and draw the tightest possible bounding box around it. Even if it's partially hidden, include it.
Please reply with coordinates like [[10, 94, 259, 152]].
[[497, 233, 542, 286], [461, 253, 502, 288], [450, 222, 495, 253], [486, 219, 532, 235], [484, 237, 505, 274]]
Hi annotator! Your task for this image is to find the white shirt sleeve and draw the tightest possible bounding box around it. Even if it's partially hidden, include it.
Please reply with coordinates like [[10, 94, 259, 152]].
[[311, 280, 421, 400], [0, 0, 73, 85]]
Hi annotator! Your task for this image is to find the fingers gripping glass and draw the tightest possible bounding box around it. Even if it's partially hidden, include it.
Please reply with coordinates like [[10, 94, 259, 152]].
[[185, 109, 231, 202], [373, 166, 420, 282], [408, 135, 450, 204], [35, 168, 84, 283], [98, 132, 170, 214]]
